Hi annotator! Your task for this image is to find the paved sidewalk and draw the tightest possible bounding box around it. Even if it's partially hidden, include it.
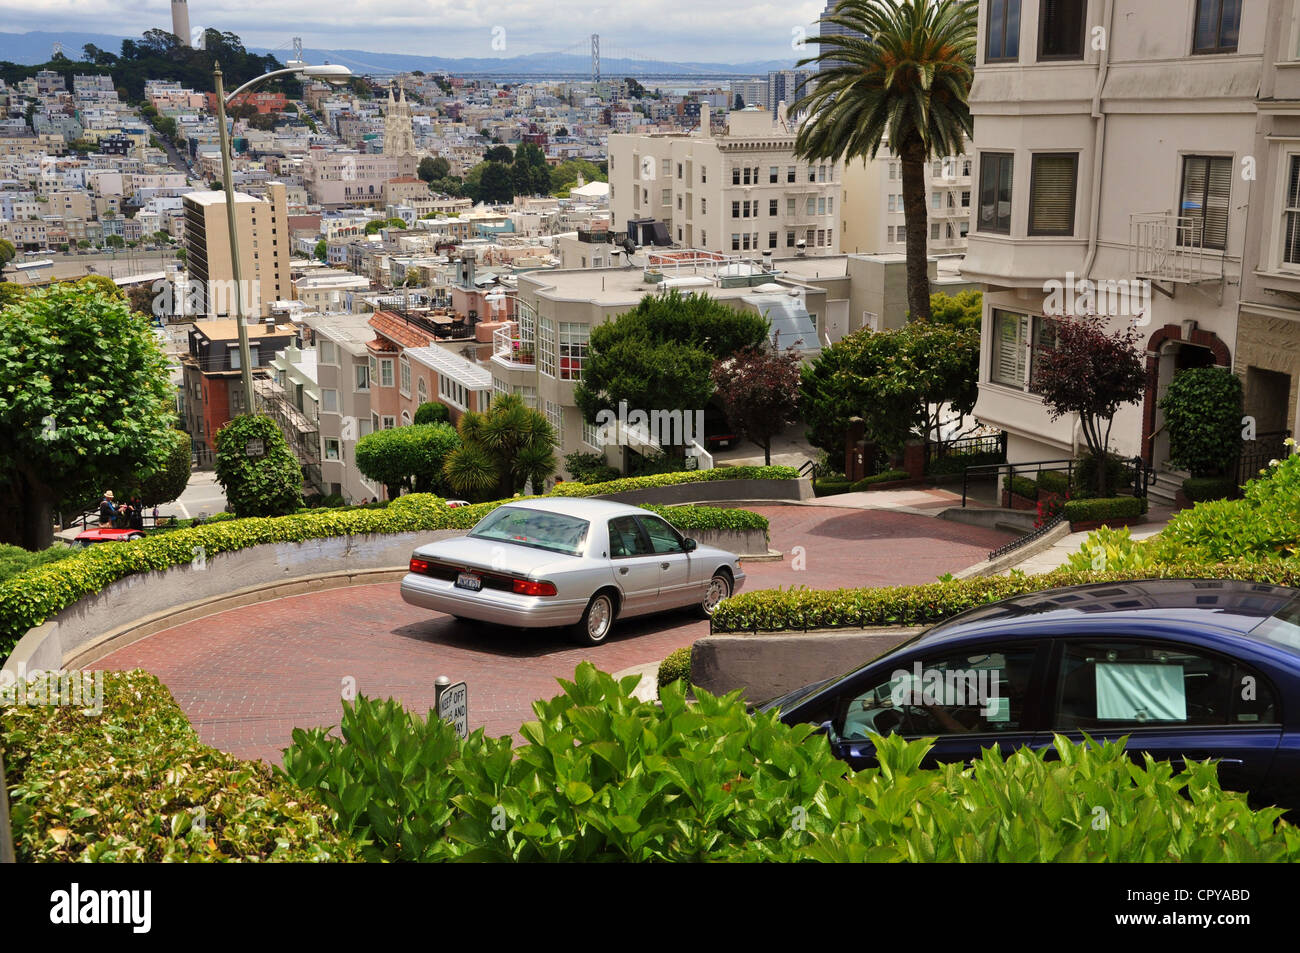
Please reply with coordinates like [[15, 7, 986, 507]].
[[1007, 503, 1179, 575]]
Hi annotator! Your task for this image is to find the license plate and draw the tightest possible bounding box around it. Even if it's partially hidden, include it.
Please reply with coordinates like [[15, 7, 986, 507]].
[[455, 573, 482, 591]]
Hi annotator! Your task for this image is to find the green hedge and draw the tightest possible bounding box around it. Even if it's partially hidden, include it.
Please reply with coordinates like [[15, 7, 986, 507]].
[[710, 563, 1300, 633], [1063, 496, 1147, 524], [1003, 475, 1038, 499], [275, 664, 1298, 862], [656, 647, 692, 688], [1183, 476, 1239, 503], [550, 465, 800, 498], [850, 469, 909, 491], [814, 479, 852, 497], [1036, 470, 1070, 495], [1, 671, 362, 861], [0, 494, 767, 660], [0, 544, 76, 585]]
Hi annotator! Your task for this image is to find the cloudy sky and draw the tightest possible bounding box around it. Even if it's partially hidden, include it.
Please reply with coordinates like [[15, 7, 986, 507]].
[[3, 0, 831, 64]]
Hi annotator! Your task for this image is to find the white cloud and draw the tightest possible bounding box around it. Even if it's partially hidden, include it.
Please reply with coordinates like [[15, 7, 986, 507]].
[[3, 0, 828, 63]]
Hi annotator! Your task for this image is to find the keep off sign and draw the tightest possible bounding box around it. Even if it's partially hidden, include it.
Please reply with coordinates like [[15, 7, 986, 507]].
[[436, 679, 468, 739]]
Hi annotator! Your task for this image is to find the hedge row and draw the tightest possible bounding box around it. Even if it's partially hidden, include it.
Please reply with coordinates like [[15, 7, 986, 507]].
[[1, 671, 362, 861], [1002, 475, 1038, 499], [1062, 496, 1147, 523], [0, 494, 768, 660], [709, 563, 1300, 633], [1183, 476, 1239, 502], [550, 465, 800, 498], [1037, 470, 1070, 495], [850, 469, 909, 491]]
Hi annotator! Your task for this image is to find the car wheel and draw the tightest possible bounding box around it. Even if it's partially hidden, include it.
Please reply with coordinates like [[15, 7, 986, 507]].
[[699, 570, 732, 618], [571, 591, 616, 646], [128, 533, 145, 541]]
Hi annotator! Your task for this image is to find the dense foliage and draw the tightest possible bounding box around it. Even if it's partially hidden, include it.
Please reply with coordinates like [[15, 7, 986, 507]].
[[710, 346, 802, 466], [128, 429, 192, 507], [1160, 367, 1244, 477], [443, 395, 556, 500], [413, 401, 450, 425], [355, 423, 460, 498], [549, 465, 800, 498], [562, 451, 621, 485], [213, 415, 303, 518]]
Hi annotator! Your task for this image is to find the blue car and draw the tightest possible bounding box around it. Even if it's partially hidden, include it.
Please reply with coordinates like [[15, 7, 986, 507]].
[[761, 579, 1300, 810]]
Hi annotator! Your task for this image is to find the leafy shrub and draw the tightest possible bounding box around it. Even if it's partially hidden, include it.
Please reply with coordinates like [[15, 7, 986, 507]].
[[563, 451, 621, 485], [355, 423, 460, 497], [279, 664, 1300, 862], [1160, 367, 1243, 477], [127, 428, 191, 507], [1064, 526, 1157, 574], [214, 415, 303, 518], [0, 495, 765, 659], [1035, 491, 1067, 528], [1002, 475, 1038, 499], [1183, 475, 1239, 503], [0, 544, 75, 584], [413, 401, 450, 425], [814, 479, 853, 497], [1071, 450, 1131, 499], [657, 647, 692, 688], [1, 670, 361, 861], [550, 465, 800, 498], [1036, 470, 1070, 495], [850, 469, 909, 491], [1063, 496, 1147, 524]]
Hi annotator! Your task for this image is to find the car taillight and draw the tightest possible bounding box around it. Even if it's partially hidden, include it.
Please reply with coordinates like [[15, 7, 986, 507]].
[[409, 557, 430, 574], [512, 578, 557, 597]]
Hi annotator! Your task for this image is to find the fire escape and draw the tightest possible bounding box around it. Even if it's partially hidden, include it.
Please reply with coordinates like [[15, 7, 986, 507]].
[[253, 377, 324, 494]]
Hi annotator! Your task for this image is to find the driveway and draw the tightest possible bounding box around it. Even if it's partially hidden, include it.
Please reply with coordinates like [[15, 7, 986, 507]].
[[95, 505, 1015, 763]]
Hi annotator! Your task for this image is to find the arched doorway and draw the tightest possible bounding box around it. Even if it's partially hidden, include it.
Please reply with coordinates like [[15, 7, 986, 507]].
[[1140, 324, 1231, 469]]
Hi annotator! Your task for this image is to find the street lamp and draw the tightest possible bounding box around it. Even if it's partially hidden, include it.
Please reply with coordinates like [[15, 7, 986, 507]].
[[212, 60, 352, 411]]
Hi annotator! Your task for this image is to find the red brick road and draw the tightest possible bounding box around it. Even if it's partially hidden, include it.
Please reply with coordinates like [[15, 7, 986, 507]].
[[95, 505, 1014, 763]]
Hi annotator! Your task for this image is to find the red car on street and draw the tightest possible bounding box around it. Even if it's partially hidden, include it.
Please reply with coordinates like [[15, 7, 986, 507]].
[[73, 527, 145, 546]]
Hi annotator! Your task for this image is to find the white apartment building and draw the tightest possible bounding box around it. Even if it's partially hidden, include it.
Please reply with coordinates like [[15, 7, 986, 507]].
[[609, 106, 843, 257], [962, 0, 1266, 483], [840, 136, 974, 257]]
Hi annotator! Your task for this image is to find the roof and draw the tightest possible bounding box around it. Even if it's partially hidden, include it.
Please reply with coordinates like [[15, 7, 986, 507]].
[[368, 310, 431, 349], [404, 345, 492, 389], [502, 497, 658, 519], [916, 580, 1298, 649], [191, 320, 296, 342]]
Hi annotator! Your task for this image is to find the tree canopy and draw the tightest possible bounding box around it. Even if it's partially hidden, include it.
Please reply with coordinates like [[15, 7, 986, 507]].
[[443, 395, 556, 500], [354, 423, 460, 499], [711, 347, 803, 465]]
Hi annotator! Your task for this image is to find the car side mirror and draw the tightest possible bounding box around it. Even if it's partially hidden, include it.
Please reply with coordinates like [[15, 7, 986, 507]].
[[683, 537, 697, 552]]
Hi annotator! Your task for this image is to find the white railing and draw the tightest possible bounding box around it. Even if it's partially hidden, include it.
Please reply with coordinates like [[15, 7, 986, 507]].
[[1130, 212, 1224, 283], [491, 324, 534, 367]]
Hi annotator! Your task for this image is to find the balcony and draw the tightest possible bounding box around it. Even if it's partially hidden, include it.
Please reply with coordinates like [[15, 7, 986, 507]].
[[491, 324, 534, 368], [1130, 213, 1224, 287]]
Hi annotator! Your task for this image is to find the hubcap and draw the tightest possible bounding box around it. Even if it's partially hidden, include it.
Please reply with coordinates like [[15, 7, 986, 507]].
[[588, 596, 612, 640], [704, 576, 730, 613]]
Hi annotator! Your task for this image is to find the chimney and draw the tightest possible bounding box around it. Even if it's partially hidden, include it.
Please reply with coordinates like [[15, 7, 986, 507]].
[[699, 103, 711, 136]]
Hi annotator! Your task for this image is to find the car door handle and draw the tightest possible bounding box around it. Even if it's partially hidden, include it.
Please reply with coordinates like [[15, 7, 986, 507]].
[[661, 562, 671, 570], [619, 567, 628, 575]]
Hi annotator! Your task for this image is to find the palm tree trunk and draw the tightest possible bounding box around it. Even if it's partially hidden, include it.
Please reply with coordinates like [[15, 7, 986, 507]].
[[900, 137, 932, 322]]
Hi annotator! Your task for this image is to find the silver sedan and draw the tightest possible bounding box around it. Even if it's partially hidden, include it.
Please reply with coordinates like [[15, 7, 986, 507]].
[[399, 497, 746, 645]]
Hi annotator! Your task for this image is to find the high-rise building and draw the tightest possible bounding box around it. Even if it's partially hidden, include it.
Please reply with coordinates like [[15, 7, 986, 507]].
[[766, 70, 816, 120], [817, 0, 867, 72], [182, 182, 292, 319], [171, 0, 192, 48]]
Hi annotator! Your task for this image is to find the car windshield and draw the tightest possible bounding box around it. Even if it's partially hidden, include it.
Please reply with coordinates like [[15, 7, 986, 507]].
[[1248, 593, 1300, 653], [468, 507, 590, 556]]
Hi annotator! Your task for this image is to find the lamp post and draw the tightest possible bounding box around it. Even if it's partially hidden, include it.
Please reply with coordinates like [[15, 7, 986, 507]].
[[212, 60, 351, 411]]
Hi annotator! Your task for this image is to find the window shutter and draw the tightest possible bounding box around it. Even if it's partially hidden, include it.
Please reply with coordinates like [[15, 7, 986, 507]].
[[993, 312, 1028, 387], [1029, 154, 1076, 234], [1285, 156, 1300, 266], [1203, 157, 1232, 250]]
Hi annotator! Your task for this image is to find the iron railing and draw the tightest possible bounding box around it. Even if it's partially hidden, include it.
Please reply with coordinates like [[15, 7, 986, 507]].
[[1237, 430, 1292, 485], [961, 455, 1153, 507], [987, 513, 1066, 561], [926, 431, 1007, 473]]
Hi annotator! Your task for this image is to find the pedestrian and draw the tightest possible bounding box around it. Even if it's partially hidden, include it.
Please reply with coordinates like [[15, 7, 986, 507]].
[[98, 489, 118, 527], [128, 495, 144, 531]]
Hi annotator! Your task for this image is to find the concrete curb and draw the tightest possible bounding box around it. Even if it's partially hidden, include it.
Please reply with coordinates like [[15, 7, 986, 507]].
[[952, 519, 1073, 580]]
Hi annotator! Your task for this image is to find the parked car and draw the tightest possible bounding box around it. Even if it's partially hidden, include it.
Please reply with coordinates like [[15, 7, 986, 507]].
[[703, 403, 739, 451], [761, 579, 1300, 810], [400, 498, 745, 645], [444, 499, 471, 508], [73, 527, 145, 546]]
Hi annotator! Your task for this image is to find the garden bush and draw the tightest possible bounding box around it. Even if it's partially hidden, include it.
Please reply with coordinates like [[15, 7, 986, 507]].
[[1063, 526, 1157, 574], [213, 415, 303, 518], [1002, 475, 1038, 500], [0, 543, 75, 584], [1160, 367, 1243, 477], [1182, 475, 1239, 503], [656, 647, 692, 688], [277, 664, 1300, 862], [814, 479, 853, 497], [1036, 470, 1070, 495], [413, 401, 450, 425], [926, 449, 1004, 477], [550, 465, 800, 498], [1071, 450, 1131, 499], [1062, 496, 1146, 525], [850, 469, 909, 491], [563, 451, 621, 485], [1, 670, 361, 861]]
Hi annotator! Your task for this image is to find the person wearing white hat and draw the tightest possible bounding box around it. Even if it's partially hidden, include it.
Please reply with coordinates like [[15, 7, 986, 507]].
[[98, 490, 119, 527]]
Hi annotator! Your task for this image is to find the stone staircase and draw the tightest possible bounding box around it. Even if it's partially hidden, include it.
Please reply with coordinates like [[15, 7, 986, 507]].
[[1147, 467, 1188, 509]]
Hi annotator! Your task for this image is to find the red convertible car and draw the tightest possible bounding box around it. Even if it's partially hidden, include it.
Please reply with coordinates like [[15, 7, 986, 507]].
[[73, 527, 145, 546]]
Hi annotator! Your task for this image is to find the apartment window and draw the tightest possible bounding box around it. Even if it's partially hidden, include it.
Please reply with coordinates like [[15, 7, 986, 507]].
[[228, 344, 241, 370], [538, 317, 557, 377], [961, 189, 971, 208], [662, 159, 671, 178], [582, 419, 602, 449], [1193, 0, 1241, 54], [787, 165, 796, 183], [1284, 155, 1300, 267], [732, 233, 741, 251], [889, 162, 898, 181], [769, 199, 778, 216], [742, 233, 751, 250], [701, 230, 707, 246], [324, 438, 341, 461], [701, 198, 707, 214], [382, 415, 396, 430], [1028, 153, 1079, 236], [808, 164, 816, 183], [887, 225, 895, 243], [807, 196, 817, 216], [318, 339, 337, 365], [662, 189, 672, 205], [677, 227, 683, 242], [787, 197, 796, 216], [399, 357, 411, 396], [732, 201, 741, 218], [888, 194, 897, 214], [931, 222, 941, 240], [379, 358, 394, 388], [544, 400, 563, 447], [978, 152, 1014, 234], [827, 197, 834, 215], [991, 310, 1029, 387], [676, 162, 683, 178], [701, 166, 707, 183], [769, 166, 779, 183], [355, 363, 369, 391], [932, 193, 942, 211], [558, 322, 588, 380], [322, 388, 338, 413], [1180, 155, 1232, 251], [986, 0, 1022, 61], [786, 231, 796, 247], [418, 376, 427, 403], [743, 201, 752, 218], [818, 197, 826, 215], [1038, 0, 1086, 60]]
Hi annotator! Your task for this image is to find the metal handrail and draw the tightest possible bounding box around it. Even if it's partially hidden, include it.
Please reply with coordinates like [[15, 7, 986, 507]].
[[961, 457, 1077, 508]]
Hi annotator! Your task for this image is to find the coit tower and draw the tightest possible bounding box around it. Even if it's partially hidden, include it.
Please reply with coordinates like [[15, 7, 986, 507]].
[[172, 0, 192, 47]]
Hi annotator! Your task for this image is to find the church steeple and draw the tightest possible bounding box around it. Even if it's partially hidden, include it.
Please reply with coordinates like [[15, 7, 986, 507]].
[[383, 78, 416, 161]]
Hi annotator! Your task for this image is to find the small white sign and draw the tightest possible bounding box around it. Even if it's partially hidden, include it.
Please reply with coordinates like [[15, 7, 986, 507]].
[[438, 681, 469, 739], [245, 438, 264, 457]]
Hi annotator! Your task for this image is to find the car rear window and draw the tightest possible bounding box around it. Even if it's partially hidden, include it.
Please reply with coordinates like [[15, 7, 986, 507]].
[[1248, 593, 1300, 652], [469, 507, 589, 556]]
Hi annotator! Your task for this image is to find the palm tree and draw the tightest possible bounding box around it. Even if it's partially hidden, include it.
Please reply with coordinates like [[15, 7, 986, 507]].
[[443, 394, 557, 500], [792, 0, 976, 322]]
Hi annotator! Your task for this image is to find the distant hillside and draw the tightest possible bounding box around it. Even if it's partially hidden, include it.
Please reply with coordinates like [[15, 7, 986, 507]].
[[0, 31, 796, 77]]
